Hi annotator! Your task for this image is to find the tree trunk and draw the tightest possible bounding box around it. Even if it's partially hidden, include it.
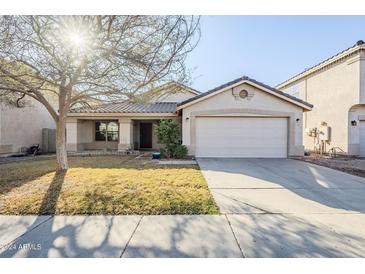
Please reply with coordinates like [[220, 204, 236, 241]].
[[56, 116, 68, 170]]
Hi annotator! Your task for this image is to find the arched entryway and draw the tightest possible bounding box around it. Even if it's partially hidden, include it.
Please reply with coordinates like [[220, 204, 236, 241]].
[[348, 104, 365, 156]]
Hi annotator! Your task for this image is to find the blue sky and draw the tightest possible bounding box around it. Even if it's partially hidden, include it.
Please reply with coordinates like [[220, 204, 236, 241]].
[[186, 16, 365, 92]]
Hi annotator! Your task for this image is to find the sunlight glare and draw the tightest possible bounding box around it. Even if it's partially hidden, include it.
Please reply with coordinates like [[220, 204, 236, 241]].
[[69, 32, 84, 48], [58, 17, 96, 62]]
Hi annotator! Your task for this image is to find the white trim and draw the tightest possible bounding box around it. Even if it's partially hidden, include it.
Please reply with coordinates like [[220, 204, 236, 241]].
[[177, 79, 312, 111]]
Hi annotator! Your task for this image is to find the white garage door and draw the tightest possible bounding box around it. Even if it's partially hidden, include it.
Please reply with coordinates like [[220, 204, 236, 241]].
[[195, 117, 288, 158], [359, 121, 365, 157]]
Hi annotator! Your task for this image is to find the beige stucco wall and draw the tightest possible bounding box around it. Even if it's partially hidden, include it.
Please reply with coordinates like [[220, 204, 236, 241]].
[[0, 98, 55, 155], [181, 83, 305, 157], [359, 54, 365, 103], [280, 52, 363, 154], [150, 90, 197, 103]]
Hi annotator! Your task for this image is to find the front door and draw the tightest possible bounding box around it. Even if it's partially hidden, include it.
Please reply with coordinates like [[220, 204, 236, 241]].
[[140, 123, 153, 149]]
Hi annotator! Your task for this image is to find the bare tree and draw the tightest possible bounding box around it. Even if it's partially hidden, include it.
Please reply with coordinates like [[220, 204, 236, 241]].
[[0, 16, 200, 170]]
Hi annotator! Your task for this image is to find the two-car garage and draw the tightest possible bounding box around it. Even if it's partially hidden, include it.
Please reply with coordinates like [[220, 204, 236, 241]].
[[195, 117, 288, 158], [178, 76, 313, 158]]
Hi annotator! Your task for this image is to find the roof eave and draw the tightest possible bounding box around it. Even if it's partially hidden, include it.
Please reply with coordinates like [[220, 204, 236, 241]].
[[177, 79, 313, 111]]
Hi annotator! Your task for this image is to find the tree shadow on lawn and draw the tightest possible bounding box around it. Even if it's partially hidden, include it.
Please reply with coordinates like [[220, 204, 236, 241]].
[[37, 170, 66, 215], [0, 164, 57, 195], [0, 159, 210, 257], [0, 155, 182, 196], [0, 169, 65, 257], [0, 169, 139, 258]]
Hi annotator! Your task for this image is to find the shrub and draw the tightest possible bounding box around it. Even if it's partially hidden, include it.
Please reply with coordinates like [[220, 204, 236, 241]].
[[173, 144, 188, 159], [154, 119, 181, 158]]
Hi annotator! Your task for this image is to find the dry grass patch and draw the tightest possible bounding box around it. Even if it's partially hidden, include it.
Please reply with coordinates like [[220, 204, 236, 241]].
[[0, 156, 219, 215]]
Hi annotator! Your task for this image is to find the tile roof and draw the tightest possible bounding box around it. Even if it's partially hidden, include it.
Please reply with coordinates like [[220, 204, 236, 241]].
[[69, 102, 177, 114], [177, 75, 313, 109]]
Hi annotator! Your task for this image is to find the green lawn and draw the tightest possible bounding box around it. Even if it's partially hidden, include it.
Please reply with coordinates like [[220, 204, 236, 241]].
[[0, 156, 219, 215]]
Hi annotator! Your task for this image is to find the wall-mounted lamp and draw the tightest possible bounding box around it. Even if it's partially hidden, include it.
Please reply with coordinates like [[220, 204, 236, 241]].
[[296, 118, 300, 123], [185, 117, 190, 121], [351, 120, 357, 126]]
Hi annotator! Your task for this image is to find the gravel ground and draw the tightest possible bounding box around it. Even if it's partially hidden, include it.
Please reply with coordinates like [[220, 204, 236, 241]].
[[292, 155, 365, 178]]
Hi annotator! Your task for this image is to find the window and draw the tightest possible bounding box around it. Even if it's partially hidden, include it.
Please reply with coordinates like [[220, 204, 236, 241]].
[[95, 121, 119, 141], [239, 89, 248, 99]]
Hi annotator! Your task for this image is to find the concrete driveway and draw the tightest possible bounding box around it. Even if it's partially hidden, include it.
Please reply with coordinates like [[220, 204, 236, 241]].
[[198, 158, 365, 257]]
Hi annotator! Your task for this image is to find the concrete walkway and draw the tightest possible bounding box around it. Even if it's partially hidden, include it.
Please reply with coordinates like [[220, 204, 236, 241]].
[[1, 213, 365, 257], [0, 215, 244, 258]]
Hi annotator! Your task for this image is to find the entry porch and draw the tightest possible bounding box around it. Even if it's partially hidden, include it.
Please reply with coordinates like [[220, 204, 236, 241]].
[[66, 116, 180, 152]]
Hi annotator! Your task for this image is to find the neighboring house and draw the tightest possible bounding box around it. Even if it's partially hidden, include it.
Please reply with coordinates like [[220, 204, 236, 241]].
[[141, 81, 201, 103], [277, 40, 365, 156], [0, 97, 56, 155], [67, 77, 312, 158]]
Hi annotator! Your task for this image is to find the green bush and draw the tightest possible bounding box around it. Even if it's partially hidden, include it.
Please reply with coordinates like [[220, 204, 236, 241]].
[[173, 144, 188, 159], [154, 119, 181, 158]]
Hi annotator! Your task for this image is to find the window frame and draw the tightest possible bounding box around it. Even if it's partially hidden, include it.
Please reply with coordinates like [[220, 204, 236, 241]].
[[95, 120, 119, 142]]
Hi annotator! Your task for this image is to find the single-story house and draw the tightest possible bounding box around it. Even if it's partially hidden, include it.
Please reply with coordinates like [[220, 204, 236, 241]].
[[67, 77, 312, 158]]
